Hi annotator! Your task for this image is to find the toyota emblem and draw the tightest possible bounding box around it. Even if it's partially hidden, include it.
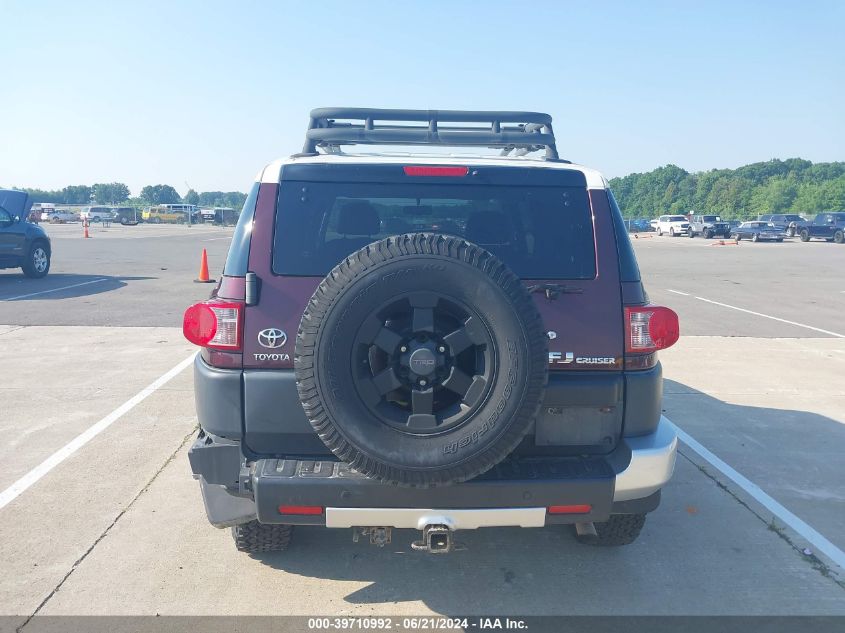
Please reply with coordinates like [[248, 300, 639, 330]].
[[257, 328, 287, 349]]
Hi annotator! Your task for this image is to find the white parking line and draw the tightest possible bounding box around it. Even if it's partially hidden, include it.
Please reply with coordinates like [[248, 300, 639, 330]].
[[692, 296, 844, 338], [666, 289, 690, 296], [0, 278, 109, 301], [666, 419, 845, 570], [0, 354, 195, 511]]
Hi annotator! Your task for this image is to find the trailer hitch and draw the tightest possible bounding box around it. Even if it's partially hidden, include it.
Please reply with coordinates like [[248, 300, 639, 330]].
[[411, 524, 453, 554]]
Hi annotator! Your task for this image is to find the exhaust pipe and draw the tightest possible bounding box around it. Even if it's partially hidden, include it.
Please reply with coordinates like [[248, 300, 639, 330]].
[[412, 524, 453, 554]]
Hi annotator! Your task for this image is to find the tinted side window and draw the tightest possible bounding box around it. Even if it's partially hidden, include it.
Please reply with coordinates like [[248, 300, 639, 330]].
[[223, 182, 260, 276], [607, 190, 641, 283]]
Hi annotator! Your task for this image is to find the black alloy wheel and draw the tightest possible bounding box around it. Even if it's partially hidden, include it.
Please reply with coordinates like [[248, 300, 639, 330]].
[[352, 291, 495, 435]]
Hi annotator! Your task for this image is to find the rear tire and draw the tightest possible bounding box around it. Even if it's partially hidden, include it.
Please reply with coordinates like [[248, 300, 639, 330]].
[[232, 521, 293, 553], [704, 229, 713, 239], [657, 227, 663, 236], [752, 233, 759, 242], [575, 514, 646, 546], [800, 229, 810, 242], [834, 230, 844, 244]]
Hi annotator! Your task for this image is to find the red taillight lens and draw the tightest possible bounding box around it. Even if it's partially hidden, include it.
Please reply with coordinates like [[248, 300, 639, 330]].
[[278, 505, 323, 515], [403, 165, 469, 177], [547, 504, 592, 514], [183, 301, 242, 349], [625, 306, 680, 353]]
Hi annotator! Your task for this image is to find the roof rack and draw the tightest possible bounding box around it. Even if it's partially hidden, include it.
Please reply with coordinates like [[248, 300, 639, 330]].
[[300, 108, 560, 160]]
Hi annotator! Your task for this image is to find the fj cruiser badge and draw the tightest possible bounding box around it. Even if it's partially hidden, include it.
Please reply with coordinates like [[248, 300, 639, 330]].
[[257, 328, 287, 349], [549, 352, 617, 365], [549, 351, 574, 364]]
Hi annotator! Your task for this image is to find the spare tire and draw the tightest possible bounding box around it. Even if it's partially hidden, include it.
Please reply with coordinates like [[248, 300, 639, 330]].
[[295, 233, 548, 487]]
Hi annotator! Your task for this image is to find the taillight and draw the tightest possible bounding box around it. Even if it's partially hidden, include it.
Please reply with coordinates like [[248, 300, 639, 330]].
[[183, 300, 243, 349], [403, 165, 469, 177], [625, 306, 680, 353]]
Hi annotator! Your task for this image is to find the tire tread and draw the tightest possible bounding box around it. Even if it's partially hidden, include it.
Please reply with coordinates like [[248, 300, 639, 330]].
[[231, 521, 293, 553], [294, 233, 548, 488], [575, 514, 646, 546]]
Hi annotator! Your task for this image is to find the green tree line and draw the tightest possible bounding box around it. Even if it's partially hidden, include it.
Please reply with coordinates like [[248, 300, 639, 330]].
[[6, 182, 247, 209], [608, 158, 845, 219]]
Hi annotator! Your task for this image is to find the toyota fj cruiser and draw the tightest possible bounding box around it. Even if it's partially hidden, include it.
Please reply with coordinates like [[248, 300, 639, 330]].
[[184, 108, 680, 554]]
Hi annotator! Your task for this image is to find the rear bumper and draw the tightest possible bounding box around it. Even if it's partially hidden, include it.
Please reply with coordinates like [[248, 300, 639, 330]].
[[189, 418, 677, 529]]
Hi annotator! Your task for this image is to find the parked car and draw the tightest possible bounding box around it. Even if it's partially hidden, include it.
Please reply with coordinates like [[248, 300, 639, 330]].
[[798, 212, 845, 243], [199, 208, 217, 223], [628, 218, 653, 233], [182, 108, 680, 555], [655, 214, 690, 236], [142, 204, 200, 224], [0, 189, 52, 278], [80, 206, 115, 223], [111, 207, 140, 225], [689, 214, 731, 239], [759, 214, 810, 237], [732, 221, 784, 242], [42, 209, 79, 223], [208, 207, 238, 226]]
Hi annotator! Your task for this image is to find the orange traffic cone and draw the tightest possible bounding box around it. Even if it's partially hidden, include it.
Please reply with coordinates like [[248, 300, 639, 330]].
[[194, 248, 215, 283], [83, 219, 90, 238]]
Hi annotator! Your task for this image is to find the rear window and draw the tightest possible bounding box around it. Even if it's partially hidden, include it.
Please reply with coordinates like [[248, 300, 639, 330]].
[[272, 180, 596, 279]]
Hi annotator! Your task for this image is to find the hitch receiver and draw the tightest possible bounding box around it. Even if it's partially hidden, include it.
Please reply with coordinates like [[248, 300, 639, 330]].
[[411, 524, 453, 554]]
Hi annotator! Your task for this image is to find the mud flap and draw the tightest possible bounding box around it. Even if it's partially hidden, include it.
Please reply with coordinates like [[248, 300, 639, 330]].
[[200, 479, 257, 528]]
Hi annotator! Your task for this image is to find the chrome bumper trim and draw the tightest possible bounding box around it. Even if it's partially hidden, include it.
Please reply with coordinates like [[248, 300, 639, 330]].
[[614, 416, 678, 502], [325, 507, 547, 530]]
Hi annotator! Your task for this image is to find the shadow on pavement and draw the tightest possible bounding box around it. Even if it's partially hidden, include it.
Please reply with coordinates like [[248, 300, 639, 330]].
[[240, 381, 845, 614], [0, 273, 157, 300]]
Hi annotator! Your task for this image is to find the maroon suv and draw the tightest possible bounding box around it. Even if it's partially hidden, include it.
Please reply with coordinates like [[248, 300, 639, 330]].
[[184, 109, 679, 554]]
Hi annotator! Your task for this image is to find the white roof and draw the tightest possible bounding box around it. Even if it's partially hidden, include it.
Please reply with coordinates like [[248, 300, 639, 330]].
[[255, 153, 607, 189]]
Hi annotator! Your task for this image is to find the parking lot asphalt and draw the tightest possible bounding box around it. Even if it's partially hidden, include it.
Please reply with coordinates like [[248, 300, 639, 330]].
[[634, 234, 845, 337], [1, 229, 844, 619], [0, 223, 234, 326]]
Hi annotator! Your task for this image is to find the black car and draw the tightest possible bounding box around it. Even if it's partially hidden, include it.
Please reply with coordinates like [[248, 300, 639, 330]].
[[111, 207, 141, 225], [799, 212, 845, 243], [0, 189, 52, 278], [759, 214, 809, 237], [732, 221, 784, 242]]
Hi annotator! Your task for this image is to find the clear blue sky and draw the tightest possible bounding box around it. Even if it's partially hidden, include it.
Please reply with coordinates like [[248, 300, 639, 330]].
[[2, 0, 843, 196]]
